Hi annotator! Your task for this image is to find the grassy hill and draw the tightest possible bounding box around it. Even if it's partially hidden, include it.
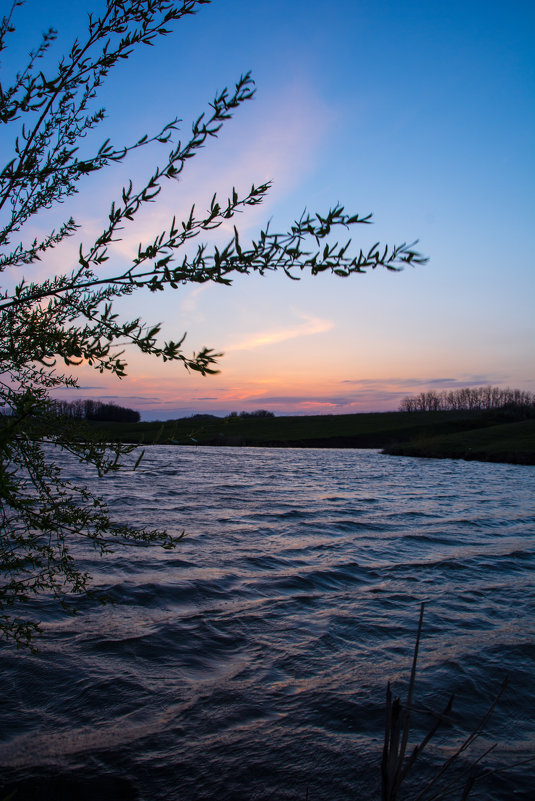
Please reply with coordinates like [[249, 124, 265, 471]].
[[87, 409, 535, 465], [384, 418, 535, 465]]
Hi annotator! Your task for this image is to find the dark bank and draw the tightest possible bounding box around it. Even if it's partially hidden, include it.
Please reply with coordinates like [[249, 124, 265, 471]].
[[86, 409, 535, 465]]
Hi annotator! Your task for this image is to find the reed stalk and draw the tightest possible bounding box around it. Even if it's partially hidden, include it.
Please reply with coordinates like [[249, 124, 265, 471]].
[[380, 602, 514, 801]]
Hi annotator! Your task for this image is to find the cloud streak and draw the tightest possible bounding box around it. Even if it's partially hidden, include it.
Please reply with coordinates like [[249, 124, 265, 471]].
[[226, 312, 333, 351], [341, 374, 505, 389], [90, 77, 331, 265]]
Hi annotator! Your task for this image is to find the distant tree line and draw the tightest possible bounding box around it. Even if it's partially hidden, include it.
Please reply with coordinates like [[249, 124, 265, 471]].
[[226, 409, 275, 418], [399, 386, 535, 414], [52, 399, 141, 423]]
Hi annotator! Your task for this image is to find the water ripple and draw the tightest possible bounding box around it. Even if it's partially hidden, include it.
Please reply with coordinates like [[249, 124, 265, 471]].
[[1, 447, 533, 800]]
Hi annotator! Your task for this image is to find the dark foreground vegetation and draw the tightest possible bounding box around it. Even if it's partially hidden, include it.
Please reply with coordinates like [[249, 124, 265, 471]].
[[86, 408, 534, 465]]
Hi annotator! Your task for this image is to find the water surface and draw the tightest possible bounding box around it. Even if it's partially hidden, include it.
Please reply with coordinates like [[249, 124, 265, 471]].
[[1, 448, 533, 799]]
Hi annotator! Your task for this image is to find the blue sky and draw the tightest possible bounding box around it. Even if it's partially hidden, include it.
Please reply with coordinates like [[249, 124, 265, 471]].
[[2, 0, 534, 418]]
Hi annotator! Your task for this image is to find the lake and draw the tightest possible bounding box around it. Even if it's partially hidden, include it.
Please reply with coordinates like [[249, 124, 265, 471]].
[[1, 447, 533, 800]]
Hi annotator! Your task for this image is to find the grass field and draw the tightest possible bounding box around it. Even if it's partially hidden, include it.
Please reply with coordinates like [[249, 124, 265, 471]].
[[384, 418, 535, 465]]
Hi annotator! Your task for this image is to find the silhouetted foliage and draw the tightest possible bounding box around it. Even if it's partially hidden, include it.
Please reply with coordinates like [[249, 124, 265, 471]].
[[0, 0, 426, 647], [52, 398, 141, 422], [399, 386, 535, 415], [382, 604, 513, 801], [231, 409, 275, 418]]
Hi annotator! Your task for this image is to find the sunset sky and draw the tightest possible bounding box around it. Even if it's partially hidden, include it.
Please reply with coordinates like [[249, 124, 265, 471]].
[[3, 0, 534, 419]]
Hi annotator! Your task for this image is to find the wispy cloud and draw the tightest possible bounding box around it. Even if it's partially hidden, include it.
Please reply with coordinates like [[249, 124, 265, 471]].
[[257, 395, 349, 405], [179, 284, 212, 316], [52, 385, 103, 392], [19, 76, 330, 286], [226, 312, 333, 351], [89, 78, 331, 262], [341, 375, 505, 389]]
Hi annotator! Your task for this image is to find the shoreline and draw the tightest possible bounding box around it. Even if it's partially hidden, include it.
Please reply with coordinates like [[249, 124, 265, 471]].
[[84, 411, 535, 466]]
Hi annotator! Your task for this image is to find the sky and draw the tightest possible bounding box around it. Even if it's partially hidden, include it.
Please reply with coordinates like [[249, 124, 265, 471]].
[[2, 0, 534, 419]]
